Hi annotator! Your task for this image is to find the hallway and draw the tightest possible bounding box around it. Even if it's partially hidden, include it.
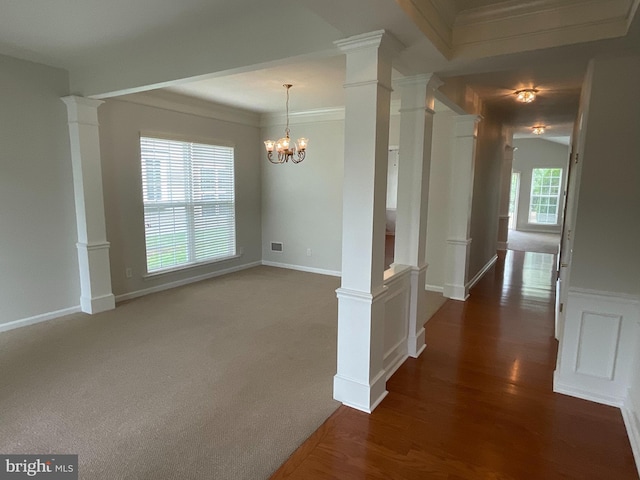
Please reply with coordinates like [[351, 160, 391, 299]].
[[271, 251, 638, 479]]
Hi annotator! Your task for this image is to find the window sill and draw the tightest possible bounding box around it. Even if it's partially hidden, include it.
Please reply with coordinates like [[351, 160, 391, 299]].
[[142, 253, 242, 280]]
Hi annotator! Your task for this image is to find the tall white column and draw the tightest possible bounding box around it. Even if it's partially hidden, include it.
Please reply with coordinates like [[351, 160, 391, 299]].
[[393, 74, 442, 357], [62, 96, 115, 314], [333, 30, 402, 413], [443, 115, 481, 301], [497, 145, 516, 251]]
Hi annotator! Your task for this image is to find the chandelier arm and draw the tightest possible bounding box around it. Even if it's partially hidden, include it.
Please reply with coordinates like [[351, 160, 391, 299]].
[[293, 150, 306, 163], [267, 151, 284, 164]]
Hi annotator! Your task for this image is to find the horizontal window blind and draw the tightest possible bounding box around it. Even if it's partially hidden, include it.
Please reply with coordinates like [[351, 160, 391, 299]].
[[140, 136, 236, 273]]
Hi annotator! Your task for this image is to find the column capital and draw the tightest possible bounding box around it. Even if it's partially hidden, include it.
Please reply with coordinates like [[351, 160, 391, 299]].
[[454, 114, 482, 137], [334, 30, 404, 56], [394, 73, 443, 91], [61, 95, 104, 125]]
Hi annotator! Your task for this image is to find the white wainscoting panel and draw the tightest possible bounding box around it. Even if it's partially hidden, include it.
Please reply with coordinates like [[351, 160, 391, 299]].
[[382, 265, 412, 380], [554, 288, 639, 407], [575, 312, 621, 379]]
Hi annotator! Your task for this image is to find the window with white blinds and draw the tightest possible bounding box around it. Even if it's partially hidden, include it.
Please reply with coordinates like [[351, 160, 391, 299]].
[[140, 136, 236, 273]]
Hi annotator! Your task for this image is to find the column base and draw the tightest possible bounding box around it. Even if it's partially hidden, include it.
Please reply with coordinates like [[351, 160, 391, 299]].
[[408, 327, 427, 358], [80, 294, 116, 314], [333, 370, 388, 413], [444, 283, 469, 301]]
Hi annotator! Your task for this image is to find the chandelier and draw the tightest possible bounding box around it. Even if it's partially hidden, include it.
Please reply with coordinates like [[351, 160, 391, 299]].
[[264, 84, 308, 164], [515, 89, 538, 103], [532, 125, 546, 135]]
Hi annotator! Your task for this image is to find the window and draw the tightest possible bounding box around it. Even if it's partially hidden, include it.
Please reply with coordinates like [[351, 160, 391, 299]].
[[528, 168, 562, 225], [140, 136, 236, 273]]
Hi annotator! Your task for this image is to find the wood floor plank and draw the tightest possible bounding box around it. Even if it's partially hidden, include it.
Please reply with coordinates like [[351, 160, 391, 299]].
[[271, 251, 638, 480]]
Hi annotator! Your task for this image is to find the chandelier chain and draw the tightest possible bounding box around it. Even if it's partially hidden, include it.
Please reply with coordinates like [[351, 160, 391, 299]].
[[285, 84, 291, 137]]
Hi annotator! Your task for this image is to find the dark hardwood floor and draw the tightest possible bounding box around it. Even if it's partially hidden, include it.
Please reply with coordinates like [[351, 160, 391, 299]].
[[271, 250, 638, 479]]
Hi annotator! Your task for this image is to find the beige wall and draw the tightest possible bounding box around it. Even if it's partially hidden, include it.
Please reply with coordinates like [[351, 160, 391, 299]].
[[0, 55, 79, 327], [468, 111, 505, 281], [426, 110, 455, 289], [261, 118, 344, 274], [570, 55, 640, 296], [512, 138, 569, 233], [99, 98, 263, 297]]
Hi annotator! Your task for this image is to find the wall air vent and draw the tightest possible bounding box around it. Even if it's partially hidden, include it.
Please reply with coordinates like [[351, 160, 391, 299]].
[[270, 242, 283, 252]]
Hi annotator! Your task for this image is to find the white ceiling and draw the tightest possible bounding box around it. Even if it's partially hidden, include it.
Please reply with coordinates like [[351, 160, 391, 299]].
[[166, 56, 348, 114], [1, 0, 638, 138]]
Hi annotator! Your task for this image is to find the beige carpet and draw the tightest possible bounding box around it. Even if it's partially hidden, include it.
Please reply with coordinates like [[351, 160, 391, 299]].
[[0, 266, 340, 479], [508, 230, 560, 255]]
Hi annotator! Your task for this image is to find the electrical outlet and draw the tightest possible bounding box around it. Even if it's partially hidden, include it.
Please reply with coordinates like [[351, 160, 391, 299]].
[[306, 248, 312, 257], [125, 268, 133, 279]]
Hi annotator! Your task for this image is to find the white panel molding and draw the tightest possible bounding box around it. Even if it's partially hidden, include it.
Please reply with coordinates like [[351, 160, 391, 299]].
[[115, 90, 261, 127], [0, 306, 82, 334], [574, 312, 621, 379], [425, 284, 444, 293], [622, 389, 640, 478], [554, 288, 640, 407], [115, 261, 262, 302], [466, 254, 498, 292], [382, 266, 412, 379], [261, 261, 341, 278]]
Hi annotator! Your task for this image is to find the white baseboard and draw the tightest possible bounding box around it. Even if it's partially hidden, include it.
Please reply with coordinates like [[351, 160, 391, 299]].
[[115, 261, 262, 302], [622, 392, 640, 478], [553, 372, 624, 407], [384, 352, 409, 381], [425, 284, 444, 293], [0, 305, 82, 333], [262, 260, 341, 277], [466, 254, 498, 291]]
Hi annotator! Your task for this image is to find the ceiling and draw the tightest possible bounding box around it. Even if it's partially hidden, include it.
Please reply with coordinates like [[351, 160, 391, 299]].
[[1, 0, 638, 140]]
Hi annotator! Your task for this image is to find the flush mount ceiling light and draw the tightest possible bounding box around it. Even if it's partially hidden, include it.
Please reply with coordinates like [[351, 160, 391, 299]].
[[515, 89, 538, 103], [532, 125, 546, 135], [264, 84, 308, 164]]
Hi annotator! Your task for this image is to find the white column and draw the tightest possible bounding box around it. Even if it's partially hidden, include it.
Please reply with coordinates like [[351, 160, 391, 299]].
[[393, 74, 442, 357], [497, 145, 516, 251], [333, 30, 402, 413], [444, 115, 481, 301], [62, 96, 115, 314]]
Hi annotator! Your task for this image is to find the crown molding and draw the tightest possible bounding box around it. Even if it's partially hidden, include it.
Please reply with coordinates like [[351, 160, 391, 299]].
[[114, 90, 261, 127], [400, 0, 638, 60], [260, 107, 345, 127], [453, 0, 637, 58], [395, 0, 453, 58]]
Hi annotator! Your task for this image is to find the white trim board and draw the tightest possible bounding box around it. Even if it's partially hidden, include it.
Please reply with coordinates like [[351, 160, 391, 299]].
[[115, 261, 262, 303], [425, 284, 444, 293], [0, 305, 82, 333], [261, 260, 341, 278], [622, 392, 640, 478], [466, 254, 498, 292]]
